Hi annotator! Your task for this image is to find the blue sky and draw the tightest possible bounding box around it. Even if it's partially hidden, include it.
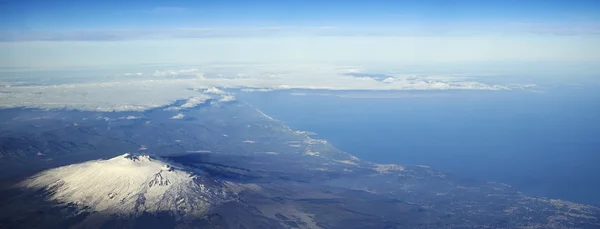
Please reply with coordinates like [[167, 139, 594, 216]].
[[0, 0, 599, 115], [2, 0, 599, 32], [1, 0, 600, 68]]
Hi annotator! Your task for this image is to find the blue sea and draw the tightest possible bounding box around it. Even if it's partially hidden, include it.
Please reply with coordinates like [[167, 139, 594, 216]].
[[238, 87, 600, 206]]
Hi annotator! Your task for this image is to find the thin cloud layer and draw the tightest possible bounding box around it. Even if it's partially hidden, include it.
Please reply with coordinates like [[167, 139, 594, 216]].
[[0, 63, 533, 112], [0, 79, 211, 112], [2, 23, 599, 42]]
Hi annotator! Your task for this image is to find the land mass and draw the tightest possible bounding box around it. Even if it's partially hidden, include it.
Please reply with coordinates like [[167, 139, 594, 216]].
[[0, 100, 598, 228]]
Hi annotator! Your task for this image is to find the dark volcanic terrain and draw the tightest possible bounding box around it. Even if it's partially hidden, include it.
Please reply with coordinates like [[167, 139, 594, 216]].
[[0, 100, 599, 229]]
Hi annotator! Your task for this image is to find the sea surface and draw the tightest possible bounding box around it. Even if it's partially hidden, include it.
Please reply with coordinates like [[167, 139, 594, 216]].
[[238, 87, 600, 206]]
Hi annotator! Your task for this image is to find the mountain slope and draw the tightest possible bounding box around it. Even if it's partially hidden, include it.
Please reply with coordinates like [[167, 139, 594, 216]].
[[19, 153, 230, 218], [1, 102, 599, 229]]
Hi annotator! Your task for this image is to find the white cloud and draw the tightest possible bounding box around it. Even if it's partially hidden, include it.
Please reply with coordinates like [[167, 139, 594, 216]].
[[290, 92, 331, 96], [152, 69, 202, 77], [0, 63, 536, 112], [118, 116, 139, 120], [218, 95, 236, 103], [240, 88, 273, 92], [170, 113, 185, 119], [382, 77, 396, 83], [0, 79, 210, 111], [370, 75, 511, 90], [178, 68, 200, 74], [165, 95, 211, 110], [204, 87, 226, 95], [181, 95, 210, 108]]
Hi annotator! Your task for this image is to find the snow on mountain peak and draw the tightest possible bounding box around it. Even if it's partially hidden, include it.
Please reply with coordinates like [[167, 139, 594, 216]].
[[19, 154, 231, 218], [122, 153, 153, 162]]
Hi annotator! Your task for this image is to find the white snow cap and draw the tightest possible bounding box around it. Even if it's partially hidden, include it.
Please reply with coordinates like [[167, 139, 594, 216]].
[[19, 154, 231, 217]]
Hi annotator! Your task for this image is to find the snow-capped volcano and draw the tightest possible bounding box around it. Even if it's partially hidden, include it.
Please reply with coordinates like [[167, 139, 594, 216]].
[[19, 153, 231, 218]]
